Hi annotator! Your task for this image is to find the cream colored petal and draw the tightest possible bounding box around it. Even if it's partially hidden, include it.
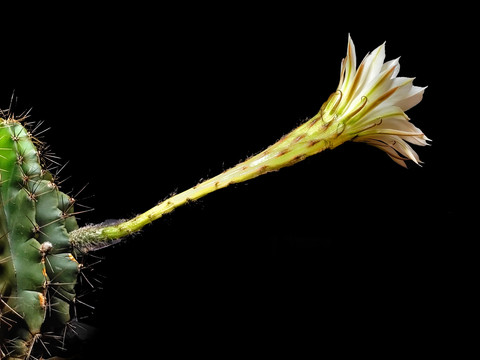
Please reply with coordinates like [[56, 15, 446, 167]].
[[391, 76, 414, 88], [357, 134, 421, 165], [377, 117, 430, 146], [395, 85, 427, 111], [377, 145, 409, 168], [339, 35, 357, 94], [374, 117, 423, 133], [392, 60, 400, 78], [345, 85, 400, 127], [363, 59, 400, 100], [387, 135, 421, 164], [363, 42, 386, 84], [361, 118, 429, 146], [402, 134, 430, 146], [380, 58, 400, 74], [337, 57, 346, 90], [354, 136, 408, 168], [345, 105, 404, 135], [347, 42, 386, 101], [364, 106, 409, 122]]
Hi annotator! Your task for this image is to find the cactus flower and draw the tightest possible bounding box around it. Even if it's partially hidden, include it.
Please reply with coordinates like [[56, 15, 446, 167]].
[[70, 35, 428, 248], [330, 35, 429, 167]]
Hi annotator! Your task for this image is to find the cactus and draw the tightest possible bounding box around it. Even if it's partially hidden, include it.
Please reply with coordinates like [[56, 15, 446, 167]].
[[0, 36, 428, 359], [0, 116, 81, 358]]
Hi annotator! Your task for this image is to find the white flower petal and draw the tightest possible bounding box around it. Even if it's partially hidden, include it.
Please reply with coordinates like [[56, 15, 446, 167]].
[[357, 134, 421, 164], [380, 58, 400, 74], [339, 35, 357, 95], [363, 43, 386, 84], [347, 43, 386, 101], [362, 118, 429, 146], [362, 105, 409, 123], [394, 85, 427, 111], [390, 137, 421, 164], [345, 105, 406, 134], [354, 136, 408, 168], [365, 59, 400, 97], [403, 134, 430, 146], [374, 117, 423, 134]]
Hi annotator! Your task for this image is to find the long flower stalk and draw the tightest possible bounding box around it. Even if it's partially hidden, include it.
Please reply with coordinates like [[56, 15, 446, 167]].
[[69, 35, 429, 251]]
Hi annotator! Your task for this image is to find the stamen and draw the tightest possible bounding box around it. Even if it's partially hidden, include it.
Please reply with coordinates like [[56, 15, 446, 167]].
[[348, 95, 368, 119], [360, 118, 383, 132], [320, 90, 342, 116], [329, 90, 343, 114]]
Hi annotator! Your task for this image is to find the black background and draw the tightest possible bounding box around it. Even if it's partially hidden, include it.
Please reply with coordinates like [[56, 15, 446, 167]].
[[2, 4, 472, 359]]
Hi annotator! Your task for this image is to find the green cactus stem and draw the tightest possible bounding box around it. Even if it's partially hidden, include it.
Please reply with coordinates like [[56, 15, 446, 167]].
[[0, 117, 80, 359]]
